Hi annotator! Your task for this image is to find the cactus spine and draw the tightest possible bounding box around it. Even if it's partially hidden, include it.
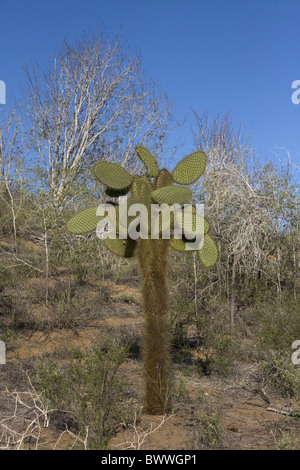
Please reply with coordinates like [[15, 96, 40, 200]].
[[66, 145, 217, 415]]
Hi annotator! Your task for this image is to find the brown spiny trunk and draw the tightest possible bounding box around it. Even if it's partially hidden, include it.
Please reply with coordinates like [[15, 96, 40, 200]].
[[138, 238, 171, 415]]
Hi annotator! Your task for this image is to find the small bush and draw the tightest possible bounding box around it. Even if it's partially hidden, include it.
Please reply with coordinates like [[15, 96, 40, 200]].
[[273, 429, 299, 450], [50, 286, 82, 329], [190, 393, 225, 449], [255, 302, 300, 356], [35, 337, 133, 449], [195, 312, 240, 376], [261, 356, 300, 402], [171, 373, 189, 403], [0, 328, 17, 351]]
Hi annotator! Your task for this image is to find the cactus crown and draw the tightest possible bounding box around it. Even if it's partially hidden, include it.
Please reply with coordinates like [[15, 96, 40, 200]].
[[66, 146, 217, 267]]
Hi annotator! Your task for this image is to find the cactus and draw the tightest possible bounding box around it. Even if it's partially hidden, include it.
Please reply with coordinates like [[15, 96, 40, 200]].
[[66, 206, 104, 235], [66, 147, 217, 415], [172, 151, 207, 185], [155, 168, 173, 189], [93, 161, 133, 190], [152, 186, 192, 205], [105, 236, 137, 257], [136, 146, 159, 178]]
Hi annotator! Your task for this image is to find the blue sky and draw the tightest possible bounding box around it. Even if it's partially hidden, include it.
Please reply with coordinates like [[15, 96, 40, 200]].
[[1, 0, 300, 168]]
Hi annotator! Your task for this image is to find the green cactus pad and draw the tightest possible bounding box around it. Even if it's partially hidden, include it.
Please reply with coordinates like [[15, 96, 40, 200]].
[[151, 186, 192, 205], [66, 207, 104, 235], [135, 146, 159, 178], [155, 169, 173, 189], [140, 180, 152, 210], [172, 151, 207, 185], [142, 175, 153, 189], [93, 162, 133, 190], [169, 237, 188, 252], [174, 205, 209, 237], [131, 176, 143, 197], [105, 186, 131, 197], [198, 234, 218, 267], [131, 175, 152, 197], [104, 236, 137, 257], [169, 235, 205, 252]]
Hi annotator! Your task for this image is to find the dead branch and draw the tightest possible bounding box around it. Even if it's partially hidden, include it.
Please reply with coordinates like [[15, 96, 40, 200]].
[[113, 413, 174, 450], [266, 407, 300, 418]]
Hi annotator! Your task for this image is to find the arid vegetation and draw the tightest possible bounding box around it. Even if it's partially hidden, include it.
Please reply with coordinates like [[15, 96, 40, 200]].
[[0, 30, 300, 450]]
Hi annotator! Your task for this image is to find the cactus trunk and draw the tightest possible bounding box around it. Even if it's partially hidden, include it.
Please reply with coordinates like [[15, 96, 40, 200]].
[[138, 238, 171, 414]]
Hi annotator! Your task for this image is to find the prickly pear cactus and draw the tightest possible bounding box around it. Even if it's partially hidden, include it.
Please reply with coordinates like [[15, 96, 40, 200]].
[[172, 151, 207, 185], [66, 145, 218, 414]]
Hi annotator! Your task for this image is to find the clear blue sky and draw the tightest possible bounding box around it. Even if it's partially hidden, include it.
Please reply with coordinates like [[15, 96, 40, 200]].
[[1, 0, 300, 167]]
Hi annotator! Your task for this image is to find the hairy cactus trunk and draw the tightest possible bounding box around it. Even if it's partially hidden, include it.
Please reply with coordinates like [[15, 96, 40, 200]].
[[138, 238, 171, 415]]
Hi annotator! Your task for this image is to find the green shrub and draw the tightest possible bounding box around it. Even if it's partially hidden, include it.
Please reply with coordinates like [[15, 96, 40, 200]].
[[254, 301, 300, 359], [195, 311, 240, 376], [50, 285, 81, 329], [0, 328, 16, 351], [35, 337, 132, 449], [171, 372, 189, 402], [170, 297, 196, 347], [273, 429, 299, 450], [261, 356, 300, 402], [191, 393, 224, 449]]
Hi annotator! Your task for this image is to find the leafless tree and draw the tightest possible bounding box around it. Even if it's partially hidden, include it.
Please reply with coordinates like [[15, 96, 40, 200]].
[[0, 109, 27, 252], [23, 30, 174, 210], [192, 111, 279, 325], [20, 30, 175, 307]]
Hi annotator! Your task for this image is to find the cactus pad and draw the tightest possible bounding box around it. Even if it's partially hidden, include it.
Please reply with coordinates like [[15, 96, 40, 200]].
[[198, 234, 218, 267], [172, 151, 207, 185], [151, 186, 192, 205], [131, 176, 143, 197], [105, 186, 131, 197], [155, 169, 173, 189], [131, 175, 152, 197], [135, 146, 159, 178], [104, 236, 137, 257], [169, 234, 204, 252], [93, 161, 133, 190], [169, 237, 188, 252], [66, 207, 104, 235], [174, 205, 209, 237]]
